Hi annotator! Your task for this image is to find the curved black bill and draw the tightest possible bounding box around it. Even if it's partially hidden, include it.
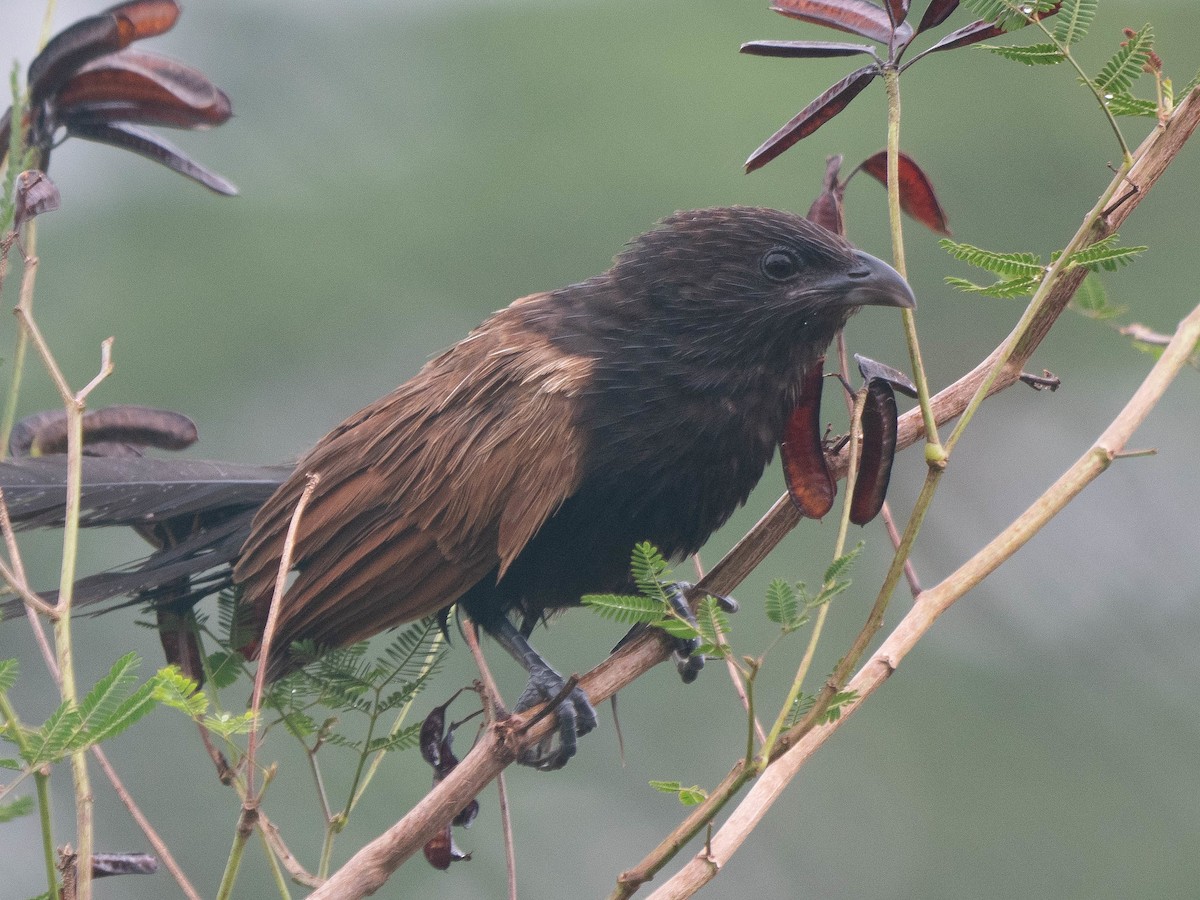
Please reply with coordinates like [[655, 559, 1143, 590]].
[[835, 250, 917, 310]]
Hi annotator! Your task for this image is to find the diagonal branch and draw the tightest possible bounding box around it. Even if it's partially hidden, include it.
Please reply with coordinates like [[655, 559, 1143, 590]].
[[309, 87, 1200, 900]]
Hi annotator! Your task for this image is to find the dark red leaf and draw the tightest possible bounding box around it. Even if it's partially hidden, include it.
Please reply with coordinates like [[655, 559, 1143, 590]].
[[745, 65, 877, 173], [849, 378, 898, 526], [57, 51, 232, 129], [915, 17, 1002, 54], [915, 0, 959, 34], [13, 170, 60, 227], [771, 0, 896, 44], [780, 360, 836, 519], [740, 40, 879, 59], [27, 0, 179, 104], [805, 155, 846, 235], [856, 150, 950, 235], [64, 120, 238, 195], [885, 0, 910, 27], [908, 3, 1060, 61]]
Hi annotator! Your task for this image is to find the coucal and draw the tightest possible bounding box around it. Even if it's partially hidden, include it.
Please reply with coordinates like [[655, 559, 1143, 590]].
[[0, 206, 914, 768]]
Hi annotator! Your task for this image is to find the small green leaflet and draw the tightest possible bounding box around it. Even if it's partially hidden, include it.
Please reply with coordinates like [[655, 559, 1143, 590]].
[[984, 43, 1065, 66], [0, 795, 33, 823], [649, 780, 709, 806]]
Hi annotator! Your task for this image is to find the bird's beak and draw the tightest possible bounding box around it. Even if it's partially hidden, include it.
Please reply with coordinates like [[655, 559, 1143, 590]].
[[831, 250, 917, 310]]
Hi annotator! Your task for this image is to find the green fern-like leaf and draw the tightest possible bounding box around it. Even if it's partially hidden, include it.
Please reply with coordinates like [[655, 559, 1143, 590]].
[[581, 593, 664, 625], [815, 690, 860, 724], [1052, 0, 1096, 46], [0, 795, 33, 823], [963, 0, 1055, 32], [0, 658, 16, 693], [80, 681, 158, 747], [1065, 238, 1147, 272], [984, 43, 1065, 65], [823, 543, 863, 586], [630, 542, 672, 600], [945, 275, 1043, 298], [1092, 24, 1153, 94], [152, 667, 207, 718], [203, 710, 257, 738], [379, 618, 444, 682], [765, 579, 798, 626], [364, 724, 422, 755], [26, 654, 145, 764], [205, 651, 244, 690], [1104, 92, 1159, 118], [694, 596, 731, 647], [0, 757, 20, 770], [939, 239, 1044, 277]]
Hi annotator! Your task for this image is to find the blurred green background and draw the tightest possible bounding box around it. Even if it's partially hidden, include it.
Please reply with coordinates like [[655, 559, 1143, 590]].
[[1, 1, 1199, 897]]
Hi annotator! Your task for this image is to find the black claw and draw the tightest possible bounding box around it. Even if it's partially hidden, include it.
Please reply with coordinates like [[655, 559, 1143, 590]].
[[513, 667, 595, 770]]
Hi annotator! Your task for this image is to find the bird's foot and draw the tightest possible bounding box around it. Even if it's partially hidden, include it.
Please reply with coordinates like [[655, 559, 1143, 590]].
[[513, 665, 598, 771], [614, 582, 738, 684]]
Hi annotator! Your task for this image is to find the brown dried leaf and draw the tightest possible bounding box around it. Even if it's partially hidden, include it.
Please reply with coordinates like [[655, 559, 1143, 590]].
[[856, 149, 950, 235], [745, 66, 877, 173]]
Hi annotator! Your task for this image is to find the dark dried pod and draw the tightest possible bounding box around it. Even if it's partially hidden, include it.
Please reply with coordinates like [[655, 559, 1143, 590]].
[[423, 826, 471, 870], [780, 359, 835, 519], [13, 170, 61, 227], [849, 378, 899, 526], [91, 852, 159, 878]]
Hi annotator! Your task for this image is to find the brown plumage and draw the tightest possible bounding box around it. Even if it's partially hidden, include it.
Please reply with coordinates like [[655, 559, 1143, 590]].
[[0, 206, 914, 768]]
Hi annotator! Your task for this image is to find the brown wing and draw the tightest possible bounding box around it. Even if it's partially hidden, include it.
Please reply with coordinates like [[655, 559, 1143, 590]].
[[233, 296, 592, 663]]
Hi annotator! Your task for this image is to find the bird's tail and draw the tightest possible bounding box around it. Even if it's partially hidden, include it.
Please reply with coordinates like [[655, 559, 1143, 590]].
[[0, 455, 289, 615]]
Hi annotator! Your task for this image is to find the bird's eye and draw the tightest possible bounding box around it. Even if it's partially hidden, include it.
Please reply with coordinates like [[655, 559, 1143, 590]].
[[761, 249, 799, 282]]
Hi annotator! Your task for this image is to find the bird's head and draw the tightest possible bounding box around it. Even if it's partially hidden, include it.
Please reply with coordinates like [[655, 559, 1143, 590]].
[[608, 206, 914, 363]]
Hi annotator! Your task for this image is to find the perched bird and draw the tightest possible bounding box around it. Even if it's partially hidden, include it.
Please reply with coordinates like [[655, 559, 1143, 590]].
[[0, 206, 914, 768]]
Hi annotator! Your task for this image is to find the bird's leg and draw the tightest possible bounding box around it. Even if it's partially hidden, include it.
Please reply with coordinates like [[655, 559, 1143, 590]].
[[613, 582, 739, 684], [485, 616, 598, 771]]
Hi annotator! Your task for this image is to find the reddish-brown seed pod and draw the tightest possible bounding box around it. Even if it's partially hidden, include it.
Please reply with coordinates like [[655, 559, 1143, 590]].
[[849, 379, 898, 525], [780, 359, 835, 519]]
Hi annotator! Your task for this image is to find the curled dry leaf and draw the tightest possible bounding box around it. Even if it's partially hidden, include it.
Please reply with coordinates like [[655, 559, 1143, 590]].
[[856, 150, 950, 235]]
